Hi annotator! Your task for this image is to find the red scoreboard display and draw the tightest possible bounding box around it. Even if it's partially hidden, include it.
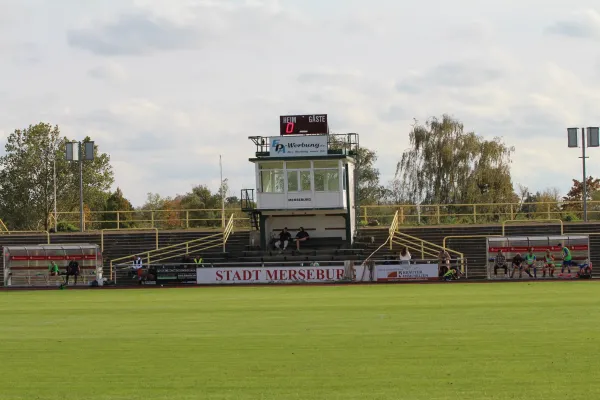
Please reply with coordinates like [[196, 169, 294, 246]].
[[280, 114, 328, 136]]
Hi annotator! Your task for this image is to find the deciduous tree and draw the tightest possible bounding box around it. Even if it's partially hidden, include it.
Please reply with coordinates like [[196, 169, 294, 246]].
[[393, 115, 515, 206], [0, 124, 114, 230]]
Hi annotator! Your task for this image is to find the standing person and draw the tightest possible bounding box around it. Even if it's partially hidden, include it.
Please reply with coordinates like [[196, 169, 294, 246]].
[[523, 248, 536, 278], [493, 250, 508, 277], [399, 247, 411, 264], [510, 253, 524, 279], [559, 243, 573, 274], [542, 250, 555, 278], [275, 228, 292, 253], [438, 248, 450, 277], [295, 227, 310, 251], [65, 259, 80, 286]]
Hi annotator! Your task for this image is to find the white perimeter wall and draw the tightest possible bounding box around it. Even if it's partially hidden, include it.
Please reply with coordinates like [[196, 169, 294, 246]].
[[266, 214, 347, 240]]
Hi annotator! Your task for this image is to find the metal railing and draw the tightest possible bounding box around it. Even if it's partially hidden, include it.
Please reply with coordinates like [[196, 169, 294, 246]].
[[109, 214, 236, 281], [389, 211, 466, 274], [4, 200, 600, 233], [359, 201, 600, 226]]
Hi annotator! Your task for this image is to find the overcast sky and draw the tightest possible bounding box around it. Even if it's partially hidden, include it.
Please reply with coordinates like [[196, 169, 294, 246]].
[[1, 0, 600, 206]]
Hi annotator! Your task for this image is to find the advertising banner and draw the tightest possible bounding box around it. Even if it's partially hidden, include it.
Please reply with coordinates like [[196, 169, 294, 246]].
[[197, 266, 345, 284], [155, 266, 197, 284], [375, 263, 438, 282], [269, 135, 328, 157]]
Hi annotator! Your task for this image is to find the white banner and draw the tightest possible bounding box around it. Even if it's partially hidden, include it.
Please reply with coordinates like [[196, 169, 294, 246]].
[[375, 263, 438, 282], [197, 266, 345, 284], [269, 135, 328, 157]]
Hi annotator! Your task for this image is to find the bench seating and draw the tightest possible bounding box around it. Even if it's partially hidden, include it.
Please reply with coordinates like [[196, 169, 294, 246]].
[[7, 266, 96, 286]]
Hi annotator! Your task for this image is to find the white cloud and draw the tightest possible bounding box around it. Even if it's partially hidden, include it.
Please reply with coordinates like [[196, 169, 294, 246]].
[[1, 0, 600, 207], [546, 9, 600, 40], [88, 61, 128, 81]]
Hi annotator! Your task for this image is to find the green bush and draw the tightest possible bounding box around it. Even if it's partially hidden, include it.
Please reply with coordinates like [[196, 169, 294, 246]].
[[57, 221, 78, 232]]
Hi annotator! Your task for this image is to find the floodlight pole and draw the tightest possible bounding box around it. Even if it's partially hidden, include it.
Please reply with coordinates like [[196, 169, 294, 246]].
[[581, 128, 587, 222], [568, 127, 599, 222], [66, 140, 94, 232], [79, 142, 84, 232]]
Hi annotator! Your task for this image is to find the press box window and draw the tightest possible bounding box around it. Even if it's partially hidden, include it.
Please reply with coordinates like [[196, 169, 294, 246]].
[[261, 170, 284, 193], [314, 170, 339, 192]]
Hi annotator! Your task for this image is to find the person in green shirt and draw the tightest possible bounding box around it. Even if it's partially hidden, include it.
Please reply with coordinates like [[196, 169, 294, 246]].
[[523, 248, 536, 278], [559, 243, 573, 274], [48, 261, 60, 276]]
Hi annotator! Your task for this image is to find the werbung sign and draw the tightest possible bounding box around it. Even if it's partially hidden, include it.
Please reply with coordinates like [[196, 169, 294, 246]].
[[375, 264, 438, 282], [196, 266, 345, 284], [269, 135, 328, 158]]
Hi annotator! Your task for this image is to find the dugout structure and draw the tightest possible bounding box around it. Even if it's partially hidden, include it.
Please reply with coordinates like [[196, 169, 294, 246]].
[[3, 244, 102, 287], [486, 235, 590, 279]]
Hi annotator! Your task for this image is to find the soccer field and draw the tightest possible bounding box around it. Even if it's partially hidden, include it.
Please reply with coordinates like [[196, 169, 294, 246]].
[[1, 282, 599, 400]]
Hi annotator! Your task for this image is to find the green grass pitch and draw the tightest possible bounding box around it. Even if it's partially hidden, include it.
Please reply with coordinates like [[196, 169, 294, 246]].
[[1, 282, 600, 400]]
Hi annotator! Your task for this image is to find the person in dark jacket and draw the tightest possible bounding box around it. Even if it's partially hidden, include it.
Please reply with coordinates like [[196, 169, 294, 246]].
[[295, 227, 310, 251], [510, 253, 524, 279], [65, 259, 80, 286]]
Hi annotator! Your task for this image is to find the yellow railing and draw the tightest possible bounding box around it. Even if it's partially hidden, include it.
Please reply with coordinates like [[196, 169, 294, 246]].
[[222, 213, 235, 252], [100, 228, 159, 253], [108, 214, 236, 280], [360, 201, 600, 226], [389, 211, 465, 273], [47, 208, 250, 231], [0, 219, 9, 234], [5, 200, 600, 233]]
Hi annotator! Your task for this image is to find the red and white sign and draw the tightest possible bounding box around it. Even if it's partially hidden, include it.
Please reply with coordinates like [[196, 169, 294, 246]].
[[488, 245, 588, 252], [9, 255, 97, 261], [375, 264, 439, 282], [197, 266, 345, 284]]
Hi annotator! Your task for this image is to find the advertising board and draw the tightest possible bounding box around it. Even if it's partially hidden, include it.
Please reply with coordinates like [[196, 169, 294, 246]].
[[375, 263, 438, 282], [269, 135, 328, 157], [155, 266, 197, 284], [197, 266, 345, 284]]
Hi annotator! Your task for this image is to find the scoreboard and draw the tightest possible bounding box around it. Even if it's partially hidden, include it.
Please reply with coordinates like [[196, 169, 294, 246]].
[[280, 114, 328, 136]]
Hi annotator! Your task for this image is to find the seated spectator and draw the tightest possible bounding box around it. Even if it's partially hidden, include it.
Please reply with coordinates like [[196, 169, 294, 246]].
[[493, 250, 508, 277], [65, 259, 80, 286], [48, 261, 60, 276], [510, 253, 524, 278], [295, 227, 310, 250], [578, 259, 592, 278], [181, 254, 193, 266], [438, 248, 450, 277], [275, 228, 292, 253], [523, 248, 536, 278], [542, 250, 555, 277], [399, 247, 411, 264]]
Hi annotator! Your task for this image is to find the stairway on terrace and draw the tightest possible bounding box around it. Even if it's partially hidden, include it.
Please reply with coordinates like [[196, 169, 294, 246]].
[[234, 236, 367, 267]]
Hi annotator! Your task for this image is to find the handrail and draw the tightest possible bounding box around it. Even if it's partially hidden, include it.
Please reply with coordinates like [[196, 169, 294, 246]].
[[390, 222, 465, 273], [108, 220, 235, 280], [443, 235, 502, 249], [101, 228, 159, 252], [0, 219, 9, 234], [222, 214, 235, 252], [501, 219, 564, 236]]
